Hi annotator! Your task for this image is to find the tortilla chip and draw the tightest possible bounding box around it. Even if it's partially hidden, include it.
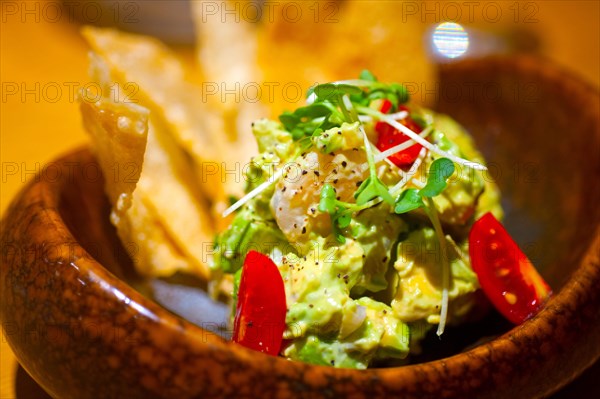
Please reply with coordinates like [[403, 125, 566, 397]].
[[81, 53, 213, 279], [118, 192, 192, 277], [135, 116, 215, 278], [81, 26, 248, 203], [81, 26, 219, 154], [80, 93, 148, 208]]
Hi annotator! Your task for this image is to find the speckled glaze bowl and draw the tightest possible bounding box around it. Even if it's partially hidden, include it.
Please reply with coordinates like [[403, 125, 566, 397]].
[[1, 57, 599, 399]]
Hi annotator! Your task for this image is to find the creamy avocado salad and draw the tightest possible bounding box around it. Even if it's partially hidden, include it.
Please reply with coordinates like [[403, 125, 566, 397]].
[[212, 71, 503, 369]]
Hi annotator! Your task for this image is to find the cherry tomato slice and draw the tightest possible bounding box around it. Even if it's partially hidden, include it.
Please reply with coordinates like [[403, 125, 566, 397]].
[[469, 212, 552, 324], [374, 100, 423, 167], [379, 98, 394, 114], [232, 251, 287, 355]]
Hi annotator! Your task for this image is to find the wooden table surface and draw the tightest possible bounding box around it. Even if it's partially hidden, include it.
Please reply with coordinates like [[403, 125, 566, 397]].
[[1, 1, 598, 398]]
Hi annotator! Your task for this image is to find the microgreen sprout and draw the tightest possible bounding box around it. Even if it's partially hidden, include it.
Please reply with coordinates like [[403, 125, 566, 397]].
[[394, 157, 455, 213], [356, 105, 486, 171], [393, 157, 456, 336]]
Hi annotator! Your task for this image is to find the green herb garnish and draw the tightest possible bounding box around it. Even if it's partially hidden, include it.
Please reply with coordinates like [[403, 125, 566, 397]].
[[358, 69, 377, 82], [311, 71, 409, 113], [394, 188, 424, 214], [394, 157, 455, 214], [355, 176, 394, 206], [313, 83, 364, 103], [279, 102, 343, 140], [318, 184, 349, 243], [419, 157, 455, 197]]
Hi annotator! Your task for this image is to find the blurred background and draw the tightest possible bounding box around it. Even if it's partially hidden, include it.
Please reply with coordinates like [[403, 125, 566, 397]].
[[1, 1, 599, 397]]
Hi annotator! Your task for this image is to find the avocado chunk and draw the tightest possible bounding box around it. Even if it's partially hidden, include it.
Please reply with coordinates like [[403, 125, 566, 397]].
[[391, 226, 479, 324]]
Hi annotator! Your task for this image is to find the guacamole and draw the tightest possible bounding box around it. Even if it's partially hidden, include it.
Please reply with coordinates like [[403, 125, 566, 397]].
[[213, 72, 502, 369]]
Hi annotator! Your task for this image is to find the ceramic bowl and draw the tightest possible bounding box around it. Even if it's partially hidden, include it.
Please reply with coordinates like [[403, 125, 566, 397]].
[[1, 56, 599, 399]]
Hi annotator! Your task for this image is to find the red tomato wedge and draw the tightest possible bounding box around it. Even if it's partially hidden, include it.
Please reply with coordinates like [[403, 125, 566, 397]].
[[232, 251, 287, 355], [375, 99, 424, 167], [469, 212, 552, 324]]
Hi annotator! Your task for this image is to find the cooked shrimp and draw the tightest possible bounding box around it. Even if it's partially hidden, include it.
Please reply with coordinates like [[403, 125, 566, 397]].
[[271, 150, 369, 247]]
